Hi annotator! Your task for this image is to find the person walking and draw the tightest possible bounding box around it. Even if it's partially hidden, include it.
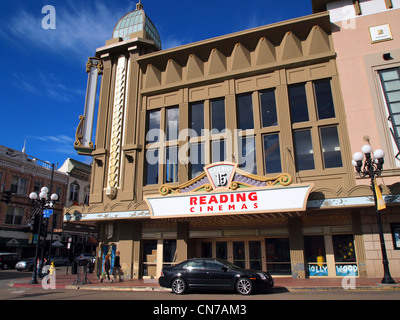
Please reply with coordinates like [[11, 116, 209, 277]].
[[101, 254, 113, 283], [113, 251, 123, 282]]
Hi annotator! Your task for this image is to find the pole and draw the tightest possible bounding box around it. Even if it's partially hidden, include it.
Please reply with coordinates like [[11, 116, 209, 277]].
[[371, 178, 395, 284], [29, 205, 43, 284], [47, 164, 55, 262], [367, 155, 395, 284]]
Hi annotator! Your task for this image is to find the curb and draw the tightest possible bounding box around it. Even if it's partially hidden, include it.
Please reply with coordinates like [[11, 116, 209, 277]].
[[64, 285, 171, 292]]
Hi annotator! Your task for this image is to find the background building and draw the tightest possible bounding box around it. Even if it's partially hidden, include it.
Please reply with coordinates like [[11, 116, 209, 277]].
[[58, 158, 97, 258], [312, 0, 400, 279], [66, 1, 400, 281], [0, 145, 67, 258]]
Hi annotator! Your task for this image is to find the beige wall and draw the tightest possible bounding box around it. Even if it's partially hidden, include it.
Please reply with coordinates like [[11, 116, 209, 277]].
[[332, 9, 400, 185]]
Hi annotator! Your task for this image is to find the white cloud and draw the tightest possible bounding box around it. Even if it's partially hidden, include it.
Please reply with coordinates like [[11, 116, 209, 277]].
[[2, 1, 133, 61]]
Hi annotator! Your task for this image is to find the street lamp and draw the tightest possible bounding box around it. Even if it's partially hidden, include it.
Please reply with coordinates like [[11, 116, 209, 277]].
[[28, 187, 58, 284], [352, 144, 395, 284]]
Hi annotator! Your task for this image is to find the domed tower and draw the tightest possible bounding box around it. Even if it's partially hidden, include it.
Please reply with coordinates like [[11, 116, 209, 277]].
[[76, 2, 162, 203], [111, 1, 161, 50], [104, 1, 161, 51]]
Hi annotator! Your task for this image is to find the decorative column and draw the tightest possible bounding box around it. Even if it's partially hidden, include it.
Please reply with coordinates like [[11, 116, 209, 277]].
[[288, 216, 306, 279], [106, 55, 127, 199]]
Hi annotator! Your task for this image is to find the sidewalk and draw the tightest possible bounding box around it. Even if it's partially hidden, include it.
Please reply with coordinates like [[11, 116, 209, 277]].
[[10, 268, 400, 292]]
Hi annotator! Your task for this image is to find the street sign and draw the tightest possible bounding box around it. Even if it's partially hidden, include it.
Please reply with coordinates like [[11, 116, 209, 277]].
[[43, 209, 53, 218]]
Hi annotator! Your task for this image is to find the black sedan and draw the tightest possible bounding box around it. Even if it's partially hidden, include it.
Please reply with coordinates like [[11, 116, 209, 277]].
[[159, 258, 273, 295]]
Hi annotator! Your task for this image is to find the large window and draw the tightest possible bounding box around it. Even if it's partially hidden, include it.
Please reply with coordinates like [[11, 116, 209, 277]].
[[5, 206, 24, 225], [69, 182, 79, 202], [289, 84, 309, 123], [263, 134, 281, 174], [304, 235, 327, 277], [190, 102, 204, 137], [379, 68, 400, 157], [145, 106, 179, 185], [314, 80, 336, 119], [266, 238, 291, 275], [320, 126, 343, 168], [144, 76, 343, 185], [289, 79, 342, 171], [236, 93, 254, 130], [10, 176, 28, 195], [293, 130, 315, 171]]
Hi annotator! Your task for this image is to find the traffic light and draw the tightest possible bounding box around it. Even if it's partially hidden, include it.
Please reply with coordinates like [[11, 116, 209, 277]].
[[2, 191, 11, 204], [40, 222, 47, 238], [31, 213, 40, 234]]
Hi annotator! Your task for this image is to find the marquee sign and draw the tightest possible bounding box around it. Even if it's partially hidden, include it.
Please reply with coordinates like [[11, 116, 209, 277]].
[[145, 162, 313, 219]]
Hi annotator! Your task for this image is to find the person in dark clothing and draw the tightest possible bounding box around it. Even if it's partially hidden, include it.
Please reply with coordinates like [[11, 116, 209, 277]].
[[113, 251, 123, 282], [101, 254, 113, 283]]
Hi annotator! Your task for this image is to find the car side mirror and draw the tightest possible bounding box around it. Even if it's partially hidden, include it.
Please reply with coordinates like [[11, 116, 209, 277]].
[[221, 266, 228, 272]]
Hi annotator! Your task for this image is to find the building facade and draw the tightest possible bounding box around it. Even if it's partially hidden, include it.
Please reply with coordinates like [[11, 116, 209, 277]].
[[313, 0, 400, 279], [58, 158, 98, 258], [67, 1, 400, 280], [0, 145, 67, 258]]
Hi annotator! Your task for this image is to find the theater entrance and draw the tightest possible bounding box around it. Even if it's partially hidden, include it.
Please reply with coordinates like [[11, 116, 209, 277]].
[[196, 238, 292, 275]]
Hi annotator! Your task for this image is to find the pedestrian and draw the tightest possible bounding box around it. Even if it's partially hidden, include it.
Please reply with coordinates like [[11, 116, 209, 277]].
[[113, 251, 123, 282], [101, 254, 113, 283]]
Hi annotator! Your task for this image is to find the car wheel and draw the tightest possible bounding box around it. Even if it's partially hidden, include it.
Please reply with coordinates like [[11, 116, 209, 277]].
[[171, 277, 187, 295], [236, 278, 253, 295]]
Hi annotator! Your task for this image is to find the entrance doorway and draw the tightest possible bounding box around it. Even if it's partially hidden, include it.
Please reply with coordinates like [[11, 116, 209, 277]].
[[198, 239, 264, 270], [197, 237, 292, 275]]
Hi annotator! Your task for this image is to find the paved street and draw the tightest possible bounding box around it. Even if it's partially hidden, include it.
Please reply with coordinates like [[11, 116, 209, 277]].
[[1, 268, 400, 301], [3, 285, 400, 300], [1, 268, 400, 319]]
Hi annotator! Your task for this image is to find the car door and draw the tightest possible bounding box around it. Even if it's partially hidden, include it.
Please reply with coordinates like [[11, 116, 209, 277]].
[[205, 260, 234, 287], [183, 260, 208, 287]]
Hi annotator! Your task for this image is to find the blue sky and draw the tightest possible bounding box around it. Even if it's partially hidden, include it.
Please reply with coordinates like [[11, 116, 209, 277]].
[[0, 0, 312, 168]]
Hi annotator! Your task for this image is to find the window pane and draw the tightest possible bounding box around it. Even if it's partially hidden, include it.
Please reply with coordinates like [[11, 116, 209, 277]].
[[304, 236, 326, 262], [190, 102, 204, 137], [166, 146, 178, 183], [18, 178, 28, 195], [212, 140, 226, 163], [216, 241, 227, 260], [320, 126, 343, 168], [263, 134, 281, 174], [233, 241, 245, 268], [383, 79, 400, 92], [390, 102, 400, 114], [145, 148, 159, 185], [146, 110, 160, 143], [314, 80, 335, 119], [293, 130, 315, 171], [236, 94, 254, 130], [387, 91, 400, 103], [201, 242, 212, 258], [166, 107, 179, 141], [163, 240, 177, 263], [381, 69, 398, 81], [249, 241, 262, 270], [289, 84, 309, 123], [260, 89, 278, 127], [211, 99, 225, 132], [189, 142, 205, 179], [239, 136, 257, 174], [266, 238, 291, 275], [333, 235, 356, 263]]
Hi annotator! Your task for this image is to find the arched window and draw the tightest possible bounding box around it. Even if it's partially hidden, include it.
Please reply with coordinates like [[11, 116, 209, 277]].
[[69, 181, 79, 202]]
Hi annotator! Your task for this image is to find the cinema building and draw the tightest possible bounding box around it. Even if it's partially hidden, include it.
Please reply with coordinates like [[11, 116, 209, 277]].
[[67, 1, 400, 280]]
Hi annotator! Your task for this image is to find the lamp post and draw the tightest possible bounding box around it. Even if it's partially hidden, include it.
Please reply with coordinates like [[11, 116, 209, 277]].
[[352, 144, 395, 284], [28, 187, 58, 284]]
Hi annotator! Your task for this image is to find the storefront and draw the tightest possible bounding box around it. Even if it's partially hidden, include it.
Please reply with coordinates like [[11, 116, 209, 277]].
[[66, 2, 400, 282]]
